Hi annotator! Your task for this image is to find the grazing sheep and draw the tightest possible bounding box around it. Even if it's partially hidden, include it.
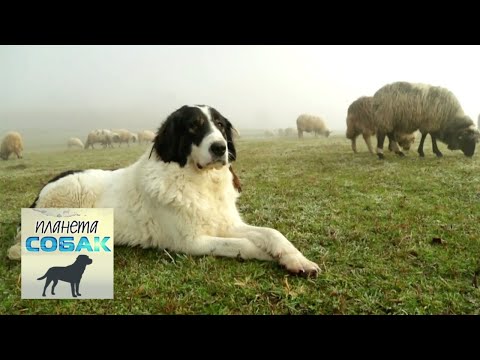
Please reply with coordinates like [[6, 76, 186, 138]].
[[137, 130, 156, 144], [373, 82, 480, 158], [296, 114, 331, 139], [112, 129, 136, 147], [84, 129, 118, 149], [284, 127, 296, 137], [346, 96, 417, 154], [0, 131, 24, 160], [67, 137, 84, 149]]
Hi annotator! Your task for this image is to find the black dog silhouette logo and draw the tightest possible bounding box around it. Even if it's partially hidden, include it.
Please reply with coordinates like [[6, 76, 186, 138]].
[[36, 255, 93, 297]]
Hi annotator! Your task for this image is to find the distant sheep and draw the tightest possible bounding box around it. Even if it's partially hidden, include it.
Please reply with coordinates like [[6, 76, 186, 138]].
[[296, 114, 331, 139], [346, 96, 416, 154], [264, 130, 275, 137], [84, 129, 118, 149], [67, 137, 84, 149], [284, 127, 296, 137], [0, 131, 24, 160], [112, 129, 136, 147], [373, 82, 480, 158], [137, 130, 156, 144]]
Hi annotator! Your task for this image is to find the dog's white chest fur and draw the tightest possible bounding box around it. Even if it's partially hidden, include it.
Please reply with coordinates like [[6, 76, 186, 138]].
[[94, 150, 242, 251]]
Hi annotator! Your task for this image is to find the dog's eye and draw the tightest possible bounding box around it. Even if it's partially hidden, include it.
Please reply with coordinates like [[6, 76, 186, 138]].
[[216, 121, 224, 129], [189, 118, 203, 133]]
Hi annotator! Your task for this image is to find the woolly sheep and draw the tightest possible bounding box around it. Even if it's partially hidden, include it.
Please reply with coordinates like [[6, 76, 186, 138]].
[[137, 130, 156, 144], [84, 129, 118, 149], [67, 137, 84, 149], [284, 127, 296, 137], [296, 114, 331, 139], [112, 129, 136, 147], [346, 96, 416, 154], [0, 131, 24, 160], [373, 82, 480, 158]]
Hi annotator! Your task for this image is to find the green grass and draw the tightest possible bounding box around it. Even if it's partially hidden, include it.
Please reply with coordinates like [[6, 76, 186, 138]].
[[1, 136, 480, 314]]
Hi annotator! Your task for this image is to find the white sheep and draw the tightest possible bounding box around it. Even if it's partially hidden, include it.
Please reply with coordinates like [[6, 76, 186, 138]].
[[67, 137, 84, 149], [112, 129, 136, 147], [84, 129, 117, 149], [137, 130, 156, 144], [284, 127, 296, 137], [373, 82, 480, 158], [0, 131, 24, 160], [296, 114, 331, 139]]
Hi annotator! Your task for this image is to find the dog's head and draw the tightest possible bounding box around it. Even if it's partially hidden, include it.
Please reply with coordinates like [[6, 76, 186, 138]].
[[152, 105, 238, 170], [76, 254, 93, 266]]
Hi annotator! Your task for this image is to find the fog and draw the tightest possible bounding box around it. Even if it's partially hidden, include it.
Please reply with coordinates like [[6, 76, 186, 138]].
[[2, 45, 480, 140]]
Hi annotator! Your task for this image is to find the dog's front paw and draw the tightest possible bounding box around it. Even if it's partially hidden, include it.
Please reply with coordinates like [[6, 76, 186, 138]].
[[7, 244, 21, 261], [280, 253, 320, 277]]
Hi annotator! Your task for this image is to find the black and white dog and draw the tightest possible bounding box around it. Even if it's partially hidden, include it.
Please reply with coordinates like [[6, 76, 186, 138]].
[[8, 105, 319, 276]]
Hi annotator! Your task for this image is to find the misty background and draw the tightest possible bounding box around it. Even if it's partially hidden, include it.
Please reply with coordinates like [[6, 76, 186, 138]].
[[2, 45, 480, 146]]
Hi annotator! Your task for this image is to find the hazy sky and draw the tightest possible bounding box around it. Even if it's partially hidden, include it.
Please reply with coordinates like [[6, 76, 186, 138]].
[[2, 45, 480, 135]]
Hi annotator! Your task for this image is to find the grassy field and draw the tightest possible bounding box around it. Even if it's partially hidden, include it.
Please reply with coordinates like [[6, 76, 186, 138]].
[[1, 136, 480, 314]]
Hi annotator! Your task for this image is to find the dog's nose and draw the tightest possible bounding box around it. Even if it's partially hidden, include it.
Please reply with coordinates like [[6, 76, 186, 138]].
[[210, 142, 226, 157]]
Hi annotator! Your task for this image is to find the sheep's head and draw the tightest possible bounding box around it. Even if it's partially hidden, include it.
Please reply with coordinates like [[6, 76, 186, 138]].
[[396, 132, 416, 151], [448, 125, 480, 157]]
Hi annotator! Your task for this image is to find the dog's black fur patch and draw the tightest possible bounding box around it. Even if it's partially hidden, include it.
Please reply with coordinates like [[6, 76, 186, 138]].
[[210, 107, 237, 162], [152, 105, 237, 166]]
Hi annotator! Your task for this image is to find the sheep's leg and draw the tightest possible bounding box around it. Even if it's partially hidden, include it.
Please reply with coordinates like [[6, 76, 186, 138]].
[[376, 131, 386, 159], [431, 135, 443, 157], [351, 136, 358, 153], [417, 133, 427, 157], [362, 133, 374, 154], [298, 130, 303, 139], [387, 133, 405, 157]]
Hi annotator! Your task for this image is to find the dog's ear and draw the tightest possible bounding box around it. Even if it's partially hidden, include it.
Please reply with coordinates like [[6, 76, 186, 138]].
[[152, 106, 190, 167], [224, 118, 237, 162]]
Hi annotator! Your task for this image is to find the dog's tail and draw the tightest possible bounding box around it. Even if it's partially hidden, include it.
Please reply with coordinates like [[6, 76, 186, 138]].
[[37, 273, 47, 280]]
